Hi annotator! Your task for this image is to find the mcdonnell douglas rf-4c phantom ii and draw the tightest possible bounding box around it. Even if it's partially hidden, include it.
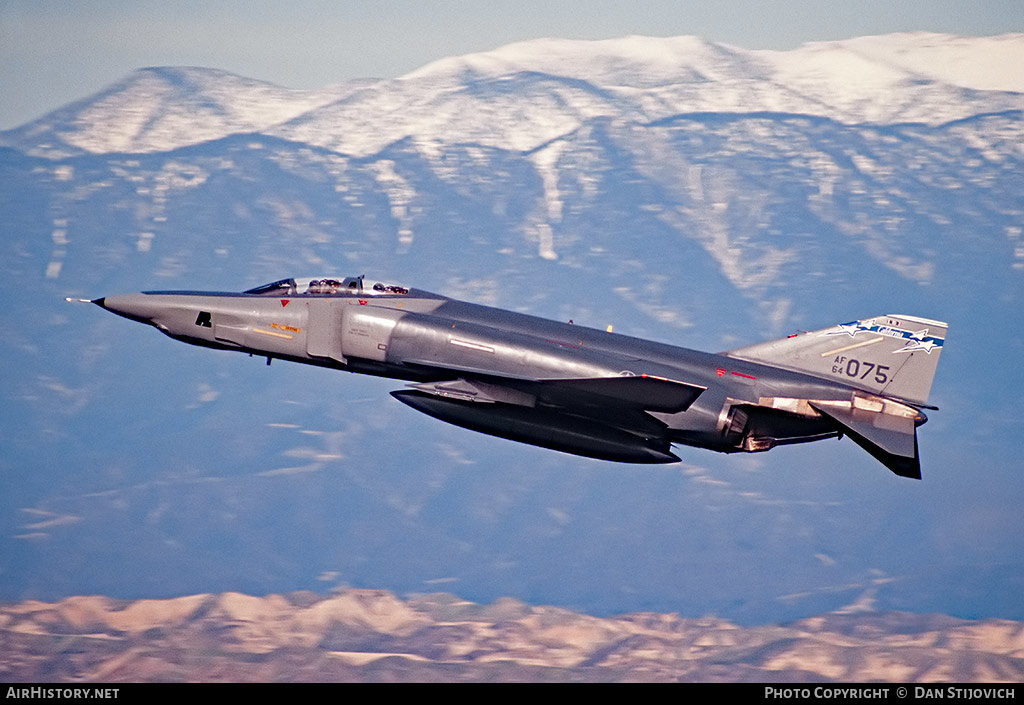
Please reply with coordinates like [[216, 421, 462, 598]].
[[80, 275, 947, 478]]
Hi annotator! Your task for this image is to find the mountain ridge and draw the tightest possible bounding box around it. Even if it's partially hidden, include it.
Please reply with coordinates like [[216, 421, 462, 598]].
[[2, 589, 1021, 682], [4, 33, 1023, 159]]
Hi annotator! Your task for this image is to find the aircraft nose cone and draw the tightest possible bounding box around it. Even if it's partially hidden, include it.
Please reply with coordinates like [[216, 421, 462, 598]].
[[94, 293, 166, 326]]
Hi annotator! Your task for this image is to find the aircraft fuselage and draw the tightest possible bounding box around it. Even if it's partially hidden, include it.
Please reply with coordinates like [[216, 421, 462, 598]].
[[87, 276, 943, 477]]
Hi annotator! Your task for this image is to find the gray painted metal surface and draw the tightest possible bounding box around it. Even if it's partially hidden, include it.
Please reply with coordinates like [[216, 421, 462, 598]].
[[81, 276, 947, 478]]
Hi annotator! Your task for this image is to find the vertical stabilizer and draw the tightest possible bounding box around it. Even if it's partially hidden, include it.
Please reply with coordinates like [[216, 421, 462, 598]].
[[725, 315, 946, 406]]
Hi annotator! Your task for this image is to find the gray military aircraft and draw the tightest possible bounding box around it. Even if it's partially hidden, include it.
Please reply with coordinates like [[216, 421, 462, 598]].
[[78, 275, 946, 478]]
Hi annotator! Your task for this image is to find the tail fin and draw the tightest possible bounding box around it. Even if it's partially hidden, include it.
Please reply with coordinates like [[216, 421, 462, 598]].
[[725, 314, 947, 406]]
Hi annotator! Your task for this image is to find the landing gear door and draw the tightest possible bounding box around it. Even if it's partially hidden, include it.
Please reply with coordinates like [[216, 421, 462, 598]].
[[306, 300, 346, 363]]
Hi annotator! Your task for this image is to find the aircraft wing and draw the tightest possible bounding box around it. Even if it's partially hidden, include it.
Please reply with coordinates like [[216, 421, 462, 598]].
[[395, 359, 706, 462], [402, 358, 705, 416], [522, 374, 705, 414]]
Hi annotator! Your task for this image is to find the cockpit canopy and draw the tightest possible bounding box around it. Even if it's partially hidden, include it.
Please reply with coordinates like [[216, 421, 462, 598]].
[[244, 275, 409, 297]]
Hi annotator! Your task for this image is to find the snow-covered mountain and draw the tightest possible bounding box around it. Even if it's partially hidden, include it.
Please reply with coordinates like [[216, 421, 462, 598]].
[[1, 33, 1021, 625], [6, 33, 1024, 158], [2, 66, 360, 158]]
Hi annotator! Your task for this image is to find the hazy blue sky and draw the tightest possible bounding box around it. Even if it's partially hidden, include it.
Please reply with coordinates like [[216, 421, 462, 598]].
[[1, 0, 1022, 128]]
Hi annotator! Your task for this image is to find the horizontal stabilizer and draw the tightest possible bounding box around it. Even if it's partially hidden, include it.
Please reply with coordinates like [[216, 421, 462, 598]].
[[810, 402, 921, 479]]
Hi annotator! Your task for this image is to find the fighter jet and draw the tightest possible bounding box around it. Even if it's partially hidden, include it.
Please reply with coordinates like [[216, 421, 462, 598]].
[[79, 275, 946, 478]]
